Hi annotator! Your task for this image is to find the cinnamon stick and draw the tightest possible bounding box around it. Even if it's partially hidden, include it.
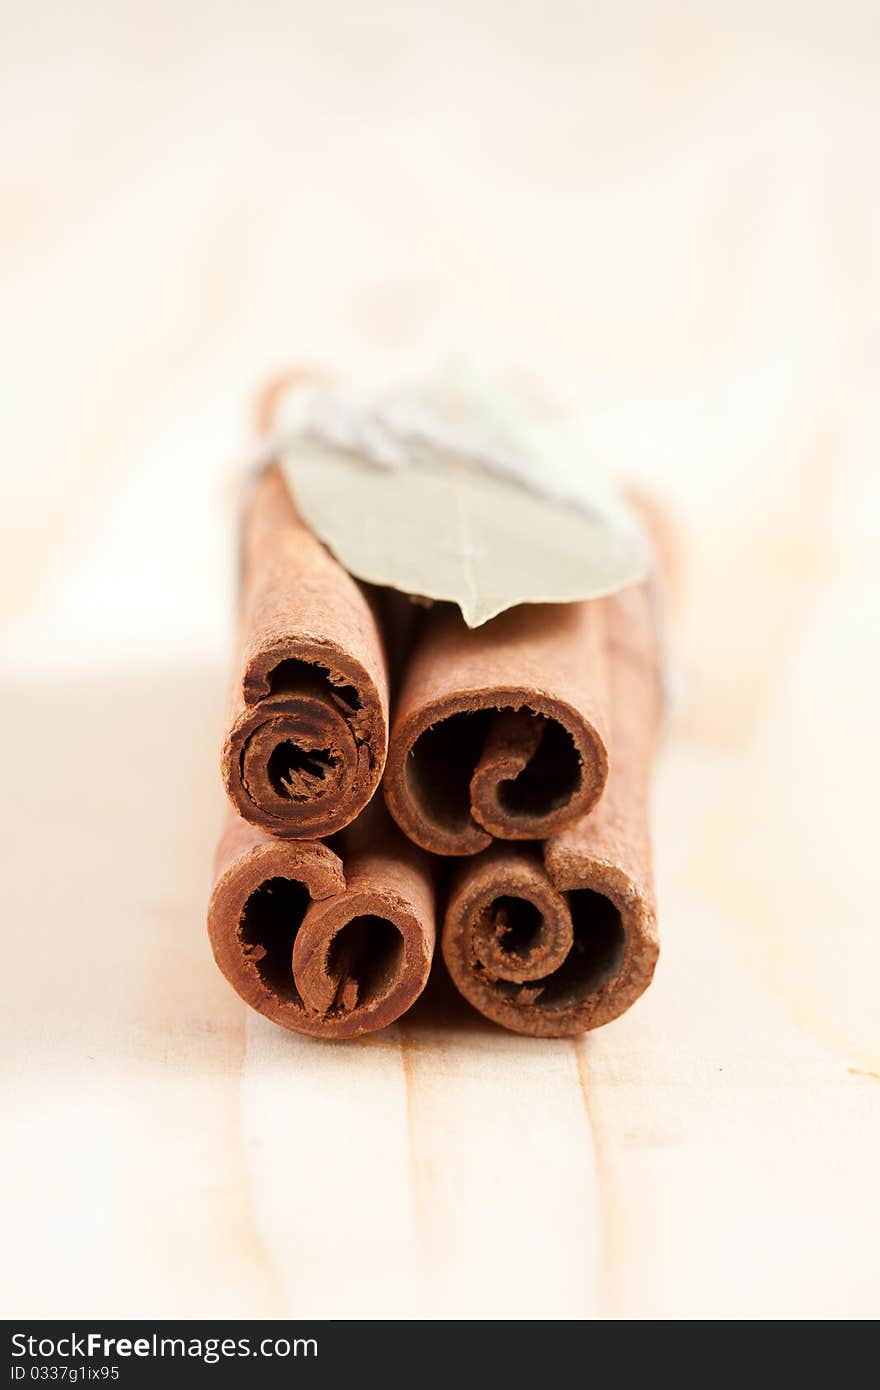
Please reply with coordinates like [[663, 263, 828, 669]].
[[208, 802, 435, 1039], [440, 581, 660, 1036], [221, 463, 389, 838], [384, 600, 610, 855]]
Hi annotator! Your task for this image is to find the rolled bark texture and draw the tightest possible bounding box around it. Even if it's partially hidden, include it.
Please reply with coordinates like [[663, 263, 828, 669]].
[[221, 463, 389, 839], [384, 600, 610, 855], [441, 580, 660, 1037], [208, 802, 435, 1039]]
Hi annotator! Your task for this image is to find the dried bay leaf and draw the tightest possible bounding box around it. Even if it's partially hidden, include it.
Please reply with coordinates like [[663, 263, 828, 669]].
[[277, 371, 649, 628]]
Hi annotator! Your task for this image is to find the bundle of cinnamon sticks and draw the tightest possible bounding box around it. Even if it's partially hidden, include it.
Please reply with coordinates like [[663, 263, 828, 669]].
[[208, 391, 666, 1041]]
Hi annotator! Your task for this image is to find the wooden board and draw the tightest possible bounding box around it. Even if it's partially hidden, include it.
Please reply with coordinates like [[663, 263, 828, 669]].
[[1, 0, 878, 1319]]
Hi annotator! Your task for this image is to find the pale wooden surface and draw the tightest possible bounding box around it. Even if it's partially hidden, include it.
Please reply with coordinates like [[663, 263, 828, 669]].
[[2, 1, 879, 1319]]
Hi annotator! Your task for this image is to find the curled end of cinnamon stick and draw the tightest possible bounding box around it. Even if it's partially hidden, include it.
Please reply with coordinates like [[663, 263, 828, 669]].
[[441, 847, 657, 1037], [207, 815, 435, 1040], [222, 639, 387, 839], [384, 602, 609, 855], [441, 577, 663, 1036], [385, 690, 608, 856], [222, 464, 389, 839]]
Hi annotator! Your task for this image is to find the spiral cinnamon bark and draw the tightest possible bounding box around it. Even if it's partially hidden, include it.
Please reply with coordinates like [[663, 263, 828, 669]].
[[441, 581, 660, 1036], [208, 804, 435, 1039], [221, 463, 389, 838], [384, 600, 609, 855]]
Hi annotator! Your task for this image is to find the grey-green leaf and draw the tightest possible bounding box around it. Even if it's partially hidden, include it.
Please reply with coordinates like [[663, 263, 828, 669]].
[[276, 374, 649, 628]]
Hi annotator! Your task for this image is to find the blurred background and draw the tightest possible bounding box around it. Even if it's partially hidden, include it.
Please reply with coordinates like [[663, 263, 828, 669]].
[[2, 1, 878, 1319]]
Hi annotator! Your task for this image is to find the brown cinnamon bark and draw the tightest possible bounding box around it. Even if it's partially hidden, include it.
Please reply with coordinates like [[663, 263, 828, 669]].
[[441, 581, 660, 1036], [384, 600, 610, 855], [208, 802, 435, 1039], [221, 463, 389, 838]]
